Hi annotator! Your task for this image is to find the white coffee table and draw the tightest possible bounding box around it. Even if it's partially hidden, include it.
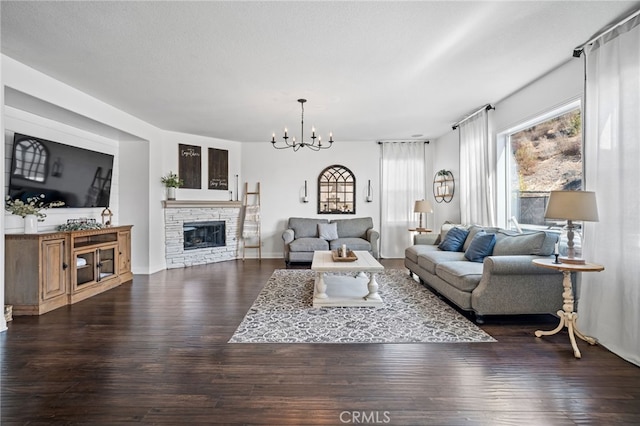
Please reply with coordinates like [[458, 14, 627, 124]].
[[311, 250, 385, 307]]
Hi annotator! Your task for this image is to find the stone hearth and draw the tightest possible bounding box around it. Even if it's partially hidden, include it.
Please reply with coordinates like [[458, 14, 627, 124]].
[[163, 200, 242, 268]]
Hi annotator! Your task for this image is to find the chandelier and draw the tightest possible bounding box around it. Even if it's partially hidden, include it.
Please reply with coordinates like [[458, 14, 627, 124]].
[[271, 99, 334, 151]]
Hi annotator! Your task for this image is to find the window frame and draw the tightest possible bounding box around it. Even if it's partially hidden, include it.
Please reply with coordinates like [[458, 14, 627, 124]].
[[496, 99, 583, 230]]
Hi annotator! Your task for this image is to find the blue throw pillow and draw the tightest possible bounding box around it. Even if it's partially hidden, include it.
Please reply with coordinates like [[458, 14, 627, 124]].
[[438, 227, 470, 252], [464, 231, 497, 262]]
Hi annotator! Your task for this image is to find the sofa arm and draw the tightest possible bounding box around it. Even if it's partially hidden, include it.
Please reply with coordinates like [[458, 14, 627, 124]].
[[366, 229, 380, 258], [282, 229, 294, 261], [483, 255, 561, 275], [282, 229, 295, 245], [472, 255, 565, 316]]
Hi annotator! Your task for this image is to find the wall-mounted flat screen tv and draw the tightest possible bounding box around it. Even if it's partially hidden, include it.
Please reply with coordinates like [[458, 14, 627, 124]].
[[8, 133, 114, 208]]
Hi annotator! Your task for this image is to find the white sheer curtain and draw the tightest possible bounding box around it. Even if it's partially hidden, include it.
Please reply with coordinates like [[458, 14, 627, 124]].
[[459, 109, 496, 226], [380, 142, 425, 258], [581, 14, 640, 366]]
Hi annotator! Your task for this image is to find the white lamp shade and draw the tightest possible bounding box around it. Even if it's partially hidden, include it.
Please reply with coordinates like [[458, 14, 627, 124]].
[[544, 191, 599, 222], [414, 200, 433, 213]]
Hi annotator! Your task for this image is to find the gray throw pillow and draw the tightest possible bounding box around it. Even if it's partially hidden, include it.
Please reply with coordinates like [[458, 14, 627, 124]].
[[318, 222, 339, 241]]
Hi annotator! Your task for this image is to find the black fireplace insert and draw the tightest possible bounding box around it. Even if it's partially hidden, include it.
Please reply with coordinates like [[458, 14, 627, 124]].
[[183, 221, 225, 250]]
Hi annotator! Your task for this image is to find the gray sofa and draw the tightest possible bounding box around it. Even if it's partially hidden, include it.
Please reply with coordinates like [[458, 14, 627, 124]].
[[405, 223, 565, 323], [283, 217, 379, 264]]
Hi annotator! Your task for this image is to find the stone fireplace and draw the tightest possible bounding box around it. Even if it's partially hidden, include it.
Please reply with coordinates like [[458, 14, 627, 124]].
[[163, 200, 242, 268]]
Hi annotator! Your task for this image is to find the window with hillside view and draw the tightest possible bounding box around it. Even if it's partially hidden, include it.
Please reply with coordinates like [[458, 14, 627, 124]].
[[508, 103, 583, 227]]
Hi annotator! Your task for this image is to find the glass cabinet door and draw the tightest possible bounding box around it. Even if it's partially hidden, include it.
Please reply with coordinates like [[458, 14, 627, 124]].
[[97, 246, 116, 281], [76, 251, 96, 286]]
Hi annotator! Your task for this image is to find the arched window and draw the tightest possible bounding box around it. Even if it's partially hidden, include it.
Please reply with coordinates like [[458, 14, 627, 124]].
[[12, 137, 49, 183], [318, 164, 355, 214]]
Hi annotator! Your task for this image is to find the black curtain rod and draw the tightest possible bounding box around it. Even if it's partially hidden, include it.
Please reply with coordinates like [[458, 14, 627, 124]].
[[376, 140, 429, 144], [573, 8, 640, 57], [451, 104, 495, 130]]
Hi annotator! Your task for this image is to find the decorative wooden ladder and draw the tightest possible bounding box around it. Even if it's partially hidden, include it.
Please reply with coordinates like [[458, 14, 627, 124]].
[[242, 182, 261, 261]]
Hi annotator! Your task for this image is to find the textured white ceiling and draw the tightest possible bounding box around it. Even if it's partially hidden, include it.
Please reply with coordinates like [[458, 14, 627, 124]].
[[2, 1, 639, 143]]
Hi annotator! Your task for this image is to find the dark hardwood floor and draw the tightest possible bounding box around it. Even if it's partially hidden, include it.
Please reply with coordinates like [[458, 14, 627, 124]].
[[2, 259, 639, 425]]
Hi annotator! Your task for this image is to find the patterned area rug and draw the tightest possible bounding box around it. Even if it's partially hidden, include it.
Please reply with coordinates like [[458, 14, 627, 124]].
[[229, 269, 496, 344]]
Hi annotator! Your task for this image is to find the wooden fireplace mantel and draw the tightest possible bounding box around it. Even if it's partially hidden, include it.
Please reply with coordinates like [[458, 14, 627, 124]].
[[162, 200, 243, 208]]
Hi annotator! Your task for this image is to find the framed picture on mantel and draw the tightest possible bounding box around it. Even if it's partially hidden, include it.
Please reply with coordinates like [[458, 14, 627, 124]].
[[179, 144, 201, 189], [208, 148, 228, 190]]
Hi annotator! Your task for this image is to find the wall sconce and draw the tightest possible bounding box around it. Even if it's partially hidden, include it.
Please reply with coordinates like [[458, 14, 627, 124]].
[[366, 180, 373, 202], [302, 180, 309, 203]]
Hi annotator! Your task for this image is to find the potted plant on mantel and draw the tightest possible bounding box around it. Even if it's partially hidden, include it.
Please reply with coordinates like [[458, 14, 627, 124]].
[[161, 171, 184, 201]]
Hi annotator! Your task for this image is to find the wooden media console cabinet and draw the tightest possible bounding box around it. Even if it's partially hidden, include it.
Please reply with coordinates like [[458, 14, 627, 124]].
[[5, 225, 133, 315]]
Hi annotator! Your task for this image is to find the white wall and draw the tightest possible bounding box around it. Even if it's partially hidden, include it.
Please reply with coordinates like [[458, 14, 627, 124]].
[[241, 140, 381, 259], [0, 59, 6, 332], [159, 131, 243, 202], [493, 59, 584, 134], [431, 130, 461, 227], [430, 58, 584, 229]]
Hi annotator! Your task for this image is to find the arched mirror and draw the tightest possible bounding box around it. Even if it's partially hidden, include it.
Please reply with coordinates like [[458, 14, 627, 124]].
[[318, 164, 355, 214], [12, 137, 49, 183]]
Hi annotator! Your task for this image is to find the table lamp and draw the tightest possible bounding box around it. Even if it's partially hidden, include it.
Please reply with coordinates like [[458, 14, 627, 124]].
[[414, 199, 433, 231], [544, 190, 599, 264]]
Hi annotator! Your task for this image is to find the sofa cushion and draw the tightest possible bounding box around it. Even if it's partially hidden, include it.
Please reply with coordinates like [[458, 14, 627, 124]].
[[435, 261, 483, 292], [405, 244, 440, 264], [289, 237, 329, 252], [417, 251, 466, 274], [318, 222, 339, 240], [330, 238, 371, 252], [332, 217, 373, 238], [464, 231, 497, 262], [493, 230, 554, 256], [288, 218, 329, 238], [438, 227, 469, 252]]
